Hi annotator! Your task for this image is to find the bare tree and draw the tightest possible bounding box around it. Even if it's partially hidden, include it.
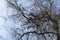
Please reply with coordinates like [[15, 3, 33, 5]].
[[6, 0, 60, 40]]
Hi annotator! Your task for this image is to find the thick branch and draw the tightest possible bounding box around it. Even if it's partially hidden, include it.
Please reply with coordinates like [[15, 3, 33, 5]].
[[20, 31, 58, 39], [7, 0, 29, 19]]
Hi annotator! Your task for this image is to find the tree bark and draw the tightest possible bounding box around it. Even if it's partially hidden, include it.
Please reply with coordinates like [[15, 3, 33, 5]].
[[52, 20, 59, 40]]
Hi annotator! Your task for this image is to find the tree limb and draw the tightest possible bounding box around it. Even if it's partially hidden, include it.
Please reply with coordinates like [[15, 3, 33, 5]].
[[7, 0, 29, 19], [20, 31, 58, 39]]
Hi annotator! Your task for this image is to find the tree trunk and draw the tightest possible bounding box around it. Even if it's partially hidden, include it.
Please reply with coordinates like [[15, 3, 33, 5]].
[[52, 20, 59, 40]]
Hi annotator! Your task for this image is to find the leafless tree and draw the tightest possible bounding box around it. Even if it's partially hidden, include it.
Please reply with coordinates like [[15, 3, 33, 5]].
[[6, 0, 60, 40]]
